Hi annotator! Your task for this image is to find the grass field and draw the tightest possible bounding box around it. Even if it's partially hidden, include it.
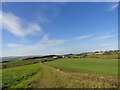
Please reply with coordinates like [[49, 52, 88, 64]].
[[2, 63, 40, 89], [45, 58, 118, 76], [33, 63, 118, 88], [2, 58, 119, 88], [2, 58, 42, 69]]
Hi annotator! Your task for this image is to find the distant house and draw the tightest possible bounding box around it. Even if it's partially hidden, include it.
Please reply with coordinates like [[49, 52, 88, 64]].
[[53, 56, 58, 59], [53, 56, 62, 59], [62, 55, 71, 58], [62, 56, 64, 58]]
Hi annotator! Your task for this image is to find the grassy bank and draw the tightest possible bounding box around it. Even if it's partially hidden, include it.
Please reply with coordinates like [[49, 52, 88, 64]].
[[2, 63, 40, 89]]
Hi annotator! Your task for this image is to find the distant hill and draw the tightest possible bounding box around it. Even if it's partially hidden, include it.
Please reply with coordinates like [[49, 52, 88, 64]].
[[1, 55, 43, 63]]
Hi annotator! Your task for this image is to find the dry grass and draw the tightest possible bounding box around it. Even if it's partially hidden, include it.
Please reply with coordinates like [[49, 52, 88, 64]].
[[33, 63, 118, 88]]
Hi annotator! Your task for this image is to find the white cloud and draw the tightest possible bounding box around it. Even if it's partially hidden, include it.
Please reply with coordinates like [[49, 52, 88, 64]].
[[35, 41, 118, 55], [74, 35, 92, 40], [91, 35, 114, 41], [1, 8, 67, 56], [3, 33, 118, 56], [4, 35, 66, 56], [108, 3, 118, 11], [1, 11, 42, 38], [7, 43, 24, 48]]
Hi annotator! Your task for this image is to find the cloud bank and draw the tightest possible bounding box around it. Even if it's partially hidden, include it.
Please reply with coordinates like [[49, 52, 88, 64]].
[[4, 35, 66, 56]]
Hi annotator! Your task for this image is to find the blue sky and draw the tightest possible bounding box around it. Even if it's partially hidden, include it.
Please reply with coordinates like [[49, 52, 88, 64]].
[[1, 2, 118, 56]]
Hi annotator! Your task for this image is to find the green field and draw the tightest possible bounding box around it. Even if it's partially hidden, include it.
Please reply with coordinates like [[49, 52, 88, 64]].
[[2, 58, 119, 88], [32, 63, 118, 88], [2, 63, 40, 89], [2, 58, 42, 69], [45, 58, 118, 76]]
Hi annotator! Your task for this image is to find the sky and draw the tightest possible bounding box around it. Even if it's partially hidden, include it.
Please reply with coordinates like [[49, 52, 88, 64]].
[[1, 2, 118, 56]]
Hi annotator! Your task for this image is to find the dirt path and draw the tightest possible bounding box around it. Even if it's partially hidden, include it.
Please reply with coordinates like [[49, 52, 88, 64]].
[[34, 63, 70, 88], [33, 63, 117, 88]]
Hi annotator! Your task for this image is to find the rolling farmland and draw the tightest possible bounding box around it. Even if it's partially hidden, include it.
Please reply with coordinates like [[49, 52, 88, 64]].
[[2, 55, 119, 89]]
